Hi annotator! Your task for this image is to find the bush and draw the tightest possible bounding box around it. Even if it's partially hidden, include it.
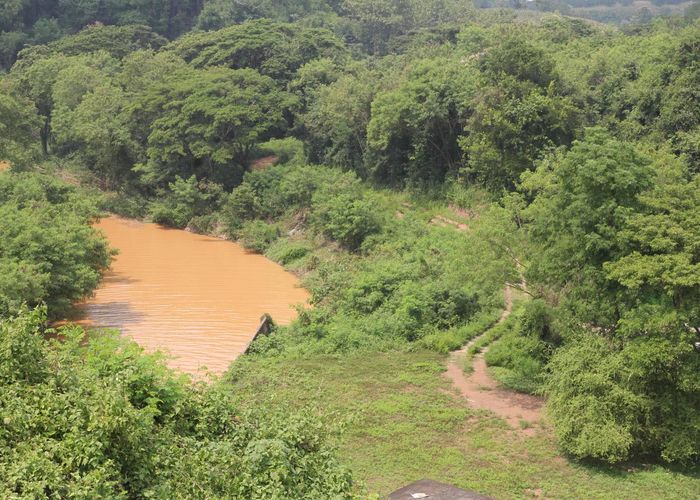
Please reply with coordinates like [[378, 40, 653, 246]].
[[445, 182, 491, 210], [100, 190, 149, 219], [222, 183, 263, 237], [266, 240, 311, 265], [239, 220, 280, 253], [241, 164, 347, 219], [0, 173, 111, 319], [149, 202, 190, 228], [420, 309, 501, 353], [257, 137, 306, 165], [149, 176, 223, 229], [546, 331, 699, 464], [486, 342, 546, 394], [311, 189, 382, 251], [0, 308, 355, 498], [187, 213, 221, 234], [485, 300, 556, 394]]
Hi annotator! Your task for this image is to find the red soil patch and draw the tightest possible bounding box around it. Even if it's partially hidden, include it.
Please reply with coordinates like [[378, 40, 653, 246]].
[[250, 155, 279, 171], [448, 204, 477, 220], [444, 287, 544, 436], [0, 161, 10, 172]]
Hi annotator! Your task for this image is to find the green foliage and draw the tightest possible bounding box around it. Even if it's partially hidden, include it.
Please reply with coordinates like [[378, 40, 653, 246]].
[[149, 176, 223, 229], [217, 163, 510, 355], [223, 183, 264, 235], [258, 137, 307, 165], [341, 0, 475, 55], [0, 83, 39, 169], [522, 127, 654, 325], [420, 308, 502, 353], [0, 307, 354, 498], [4, 1, 700, 475], [100, 190, 150, 219], [311, 185, 382, 251], [485, 300, 557, 394], [303, 67, 378, 174], [266, 239, 312, 265], [0, 172, 110, 319], [461, 34, 580, 189], [166, 19, 347, 82], [367, 58, 474, 185], [239, 220, 281, 253], [51, 61, 136, 187], [135, 67, 295, 190], [522, 130, 700, 463], [16, 24, 167, 64], [290, 57, 343, 105], [545, 332, 697, 464]]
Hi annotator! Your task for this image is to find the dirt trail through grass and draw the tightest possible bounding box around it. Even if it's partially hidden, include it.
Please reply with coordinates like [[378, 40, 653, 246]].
[[445, 286, 544, 435]]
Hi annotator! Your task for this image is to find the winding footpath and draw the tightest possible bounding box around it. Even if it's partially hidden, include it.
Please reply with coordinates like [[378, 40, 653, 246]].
[[444, 286, 544, 435]]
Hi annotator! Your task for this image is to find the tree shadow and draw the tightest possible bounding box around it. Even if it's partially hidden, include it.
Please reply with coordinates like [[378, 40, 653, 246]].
[[81, 301, 147, 331], [570, 455, 700, 481]]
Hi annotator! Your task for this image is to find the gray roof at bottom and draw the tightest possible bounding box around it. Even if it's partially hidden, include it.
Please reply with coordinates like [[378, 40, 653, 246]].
[[389, 479, 495, 500]]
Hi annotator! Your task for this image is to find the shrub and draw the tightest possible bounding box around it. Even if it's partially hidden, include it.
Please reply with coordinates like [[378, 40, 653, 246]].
[[420, 309, 501, 353], [187, 213, 221, 234], [0, 173, 111, 319], [0, 308, 355, 497], [266, 240, 311, 265], [222, 183, 263, 237], [485, 300, 556, 394], [100, 190, 149, 218], [445, 182, 491, 210], [149, 176, 223, 229], [257, 137, 306, 165], [546, 331, 700, 464], [311, 190, 382, 251], [239, 220, 280, 253]]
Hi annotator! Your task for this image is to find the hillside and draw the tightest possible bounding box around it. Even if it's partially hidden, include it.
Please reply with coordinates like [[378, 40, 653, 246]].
[[0, 1, 699, 497]]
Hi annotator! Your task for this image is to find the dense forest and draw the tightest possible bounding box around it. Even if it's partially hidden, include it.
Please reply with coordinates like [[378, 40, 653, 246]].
[[1, 0, 699, 497]]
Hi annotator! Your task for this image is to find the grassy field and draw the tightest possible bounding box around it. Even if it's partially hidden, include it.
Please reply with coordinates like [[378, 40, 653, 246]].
[[225, 350, 700, 498]]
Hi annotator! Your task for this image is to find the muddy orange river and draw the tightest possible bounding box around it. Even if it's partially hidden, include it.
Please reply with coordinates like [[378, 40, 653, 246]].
[[76, 216, 309, 375]]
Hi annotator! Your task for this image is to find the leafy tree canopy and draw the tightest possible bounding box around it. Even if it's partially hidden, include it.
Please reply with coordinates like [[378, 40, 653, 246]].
[[133, 66, 297, 189], [165, 19, 348, 82], [0, 172, 111, 319]]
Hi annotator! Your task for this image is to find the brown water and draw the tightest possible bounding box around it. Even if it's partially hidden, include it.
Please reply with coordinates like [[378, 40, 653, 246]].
[[77, 216, 309, 375]]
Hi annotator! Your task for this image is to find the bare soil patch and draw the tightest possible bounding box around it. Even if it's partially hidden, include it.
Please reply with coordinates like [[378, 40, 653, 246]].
[[431, 214, 469, 231], [250, 155, 279, 171]]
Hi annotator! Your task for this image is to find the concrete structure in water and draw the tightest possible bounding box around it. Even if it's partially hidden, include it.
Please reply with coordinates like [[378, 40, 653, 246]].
[[389, 479, 494, 500], [244, 313, 275, 353]]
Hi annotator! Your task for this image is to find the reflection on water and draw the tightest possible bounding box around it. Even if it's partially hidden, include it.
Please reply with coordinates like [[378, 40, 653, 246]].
[[77, 216, 309, 375]]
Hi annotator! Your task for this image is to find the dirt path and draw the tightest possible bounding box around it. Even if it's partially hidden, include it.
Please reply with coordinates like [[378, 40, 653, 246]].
[[445, 287, 544, 435], [431, 214, 469, 231]]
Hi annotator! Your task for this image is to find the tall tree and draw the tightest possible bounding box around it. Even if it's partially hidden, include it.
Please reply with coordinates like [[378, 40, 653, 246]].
[[460, 34, 580, 190], [366, 58, 475, 185], [166, 19, 347, 82], [133, 67, 296, 189], [0, 84, 40, 168]]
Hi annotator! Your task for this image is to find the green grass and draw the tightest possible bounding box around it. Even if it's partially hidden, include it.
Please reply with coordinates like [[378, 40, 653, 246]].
[[224, 350, 700, 499]]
